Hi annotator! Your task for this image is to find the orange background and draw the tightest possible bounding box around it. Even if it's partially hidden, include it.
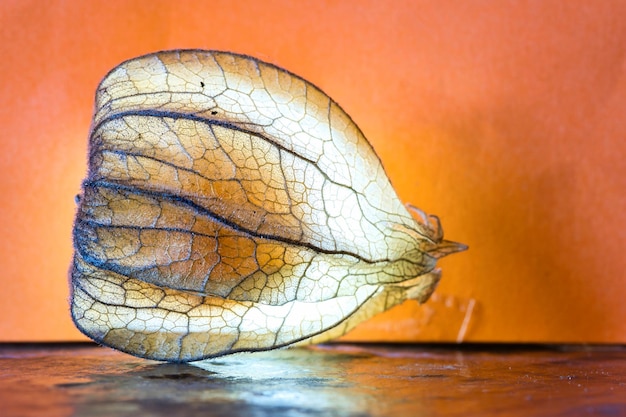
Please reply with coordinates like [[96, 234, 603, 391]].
[[1, 0, 624, 343]]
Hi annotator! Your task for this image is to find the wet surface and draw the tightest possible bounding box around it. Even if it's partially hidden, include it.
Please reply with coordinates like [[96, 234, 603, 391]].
[[1, 343, 625, 417]]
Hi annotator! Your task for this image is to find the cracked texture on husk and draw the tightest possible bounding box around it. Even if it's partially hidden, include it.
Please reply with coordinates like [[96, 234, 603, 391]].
[[70, 50, 466, 362]]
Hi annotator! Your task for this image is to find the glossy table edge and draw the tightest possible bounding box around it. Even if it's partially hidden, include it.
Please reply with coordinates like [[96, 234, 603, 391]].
[[1, 342, 625, 417]]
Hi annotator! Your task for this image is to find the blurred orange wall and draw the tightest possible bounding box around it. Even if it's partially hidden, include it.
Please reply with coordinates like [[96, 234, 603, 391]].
[[1, 0, 624, 343]]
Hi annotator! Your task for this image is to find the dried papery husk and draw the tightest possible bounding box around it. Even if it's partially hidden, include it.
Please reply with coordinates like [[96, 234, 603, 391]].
[[70, 50, 466, 362]]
